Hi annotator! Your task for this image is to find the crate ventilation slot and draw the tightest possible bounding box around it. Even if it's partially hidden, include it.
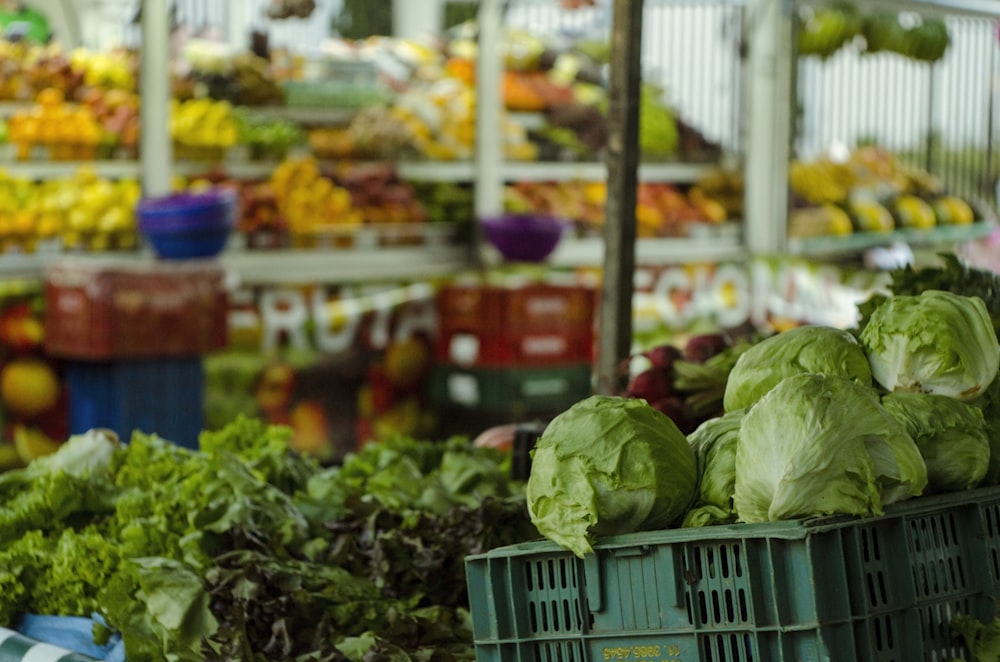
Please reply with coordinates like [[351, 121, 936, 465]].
[[984, 503, 1000, 583], [920, 599, 971, 662], [860, 526, 890, 608], [909, 513, 966, 598], [685, 543, 750, 627], [870, 613, 899, 656], [533, 640, 584, 662], [524, 557, 583, 635], [700, 632, 755, 662]]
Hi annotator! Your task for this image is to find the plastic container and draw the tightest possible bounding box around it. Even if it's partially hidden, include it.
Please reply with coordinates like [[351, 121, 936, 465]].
[[65, 357, 204, 449], [465, 485, 1000, 661], [429, 364, 592, 416], [136, 189, 237, 259], [0, 626, 98, 661], [437, 325, 594, 367], [438, 284, 596, 332], [480, 214, 568, 262], [44, 258, 228, 360]]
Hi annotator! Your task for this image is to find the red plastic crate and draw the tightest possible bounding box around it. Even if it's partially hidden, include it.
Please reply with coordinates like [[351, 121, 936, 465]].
[[436, 325, 594, 367], [44, 258, 228, 360], [437, 284, 596, 332]]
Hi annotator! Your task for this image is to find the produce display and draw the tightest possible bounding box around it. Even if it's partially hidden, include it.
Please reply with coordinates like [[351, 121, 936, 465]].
[[797, 3, 951, 62], [170, 98, 240, 159], [504, 179, 730, 237], [0, 419, 537, 659], [0, 43, 136, 102], [0, 167, 140, 253], [523, 269, 1000, 561], [788, 146, 982, 239]]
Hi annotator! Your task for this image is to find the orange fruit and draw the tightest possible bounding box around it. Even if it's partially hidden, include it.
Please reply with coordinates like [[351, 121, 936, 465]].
[[0, 358, 61, 418], [383, 338, 431, 390]]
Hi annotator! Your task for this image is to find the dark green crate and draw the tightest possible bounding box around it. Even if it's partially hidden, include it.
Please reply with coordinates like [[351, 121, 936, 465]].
[[466, 485, 1000, 661], [430, 364, 592, 416]]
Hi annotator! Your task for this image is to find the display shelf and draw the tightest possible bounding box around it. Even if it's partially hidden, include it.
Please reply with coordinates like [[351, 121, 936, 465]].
[[397, 160, 717, 183], [550, 230, 745, 267], [787, 221, 997, 257], [236, 106, 358, 125], [0, 242, 474, 285], [1, 160, 142, 179], [220, 245, 474, 285], [0, 101, 29, 118]]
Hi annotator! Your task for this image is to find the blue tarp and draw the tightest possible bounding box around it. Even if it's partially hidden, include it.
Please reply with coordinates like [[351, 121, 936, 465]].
[[16, 615, 124, 662]]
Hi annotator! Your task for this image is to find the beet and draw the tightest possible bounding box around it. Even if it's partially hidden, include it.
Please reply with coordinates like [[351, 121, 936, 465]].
[[644, 344, 682, 371], [683, 333, 728, 362], [625, 368, 674, 402]]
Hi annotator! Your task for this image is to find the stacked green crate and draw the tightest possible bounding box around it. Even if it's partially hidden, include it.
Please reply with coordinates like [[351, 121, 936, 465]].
[[431, 282, 597, 432]]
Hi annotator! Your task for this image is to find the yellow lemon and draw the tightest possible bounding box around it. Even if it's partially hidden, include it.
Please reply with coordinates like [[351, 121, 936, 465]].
[[0, 358, 60, 418]]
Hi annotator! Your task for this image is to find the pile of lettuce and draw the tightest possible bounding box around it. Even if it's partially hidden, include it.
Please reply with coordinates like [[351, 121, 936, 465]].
[[0, 417, 536, 661], [682, 289, 1000, 527]]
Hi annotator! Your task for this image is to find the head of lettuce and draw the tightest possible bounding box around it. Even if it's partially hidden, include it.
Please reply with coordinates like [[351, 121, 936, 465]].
[[735, 373, 927, 523], [860, 290, 1000, 401], [526, 395, 697, 557], [723, 325, 872, 412]]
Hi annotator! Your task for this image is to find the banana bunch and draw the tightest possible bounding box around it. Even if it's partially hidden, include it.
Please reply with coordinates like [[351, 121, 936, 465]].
[[789, 158, 854, 205]]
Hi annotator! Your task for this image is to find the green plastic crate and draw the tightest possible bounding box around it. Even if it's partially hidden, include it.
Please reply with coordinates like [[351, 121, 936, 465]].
[[465, 486, 1000, 661], [430, 364, 593, 416]]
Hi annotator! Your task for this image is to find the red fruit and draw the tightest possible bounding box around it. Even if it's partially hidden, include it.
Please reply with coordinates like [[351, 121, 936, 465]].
[[644, 344, 682, 371], [683, 333, 728, 362], [625, 368, 674, 402]]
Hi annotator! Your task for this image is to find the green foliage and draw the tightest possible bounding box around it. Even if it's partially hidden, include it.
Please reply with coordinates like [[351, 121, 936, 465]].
[[0, 416, 534, 660]]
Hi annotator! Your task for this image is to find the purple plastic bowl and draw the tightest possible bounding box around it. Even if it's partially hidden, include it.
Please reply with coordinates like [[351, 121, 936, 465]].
[[137, 189, 237, 259], [481, 213, 567, 262]]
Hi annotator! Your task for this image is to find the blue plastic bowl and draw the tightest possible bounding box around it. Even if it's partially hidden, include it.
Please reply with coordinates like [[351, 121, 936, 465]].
[[480, 213, 567, 262], [137, 189, 237, 259]]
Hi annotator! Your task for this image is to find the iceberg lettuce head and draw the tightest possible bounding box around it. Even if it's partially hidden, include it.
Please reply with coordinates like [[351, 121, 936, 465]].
[[526, 395, 697, 557], [735, 373, 927, 523], [881, 391, 990, 493], [723, 325, 872, 412], [860, 290, 999, 401]]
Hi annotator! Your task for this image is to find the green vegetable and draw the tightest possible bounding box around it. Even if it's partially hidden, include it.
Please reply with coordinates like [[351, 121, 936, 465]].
[[881, 392, 990, 493], [952, 612, 1000, 662], [681, 409, 745, 528], [860, 290, 1000, 401], [723, 325, 872, 412], [857, 253, 1000, 338], [526, 395, 697, 557], [0, 416, 534, 659], [973, 377, 1000, 486], [735, 373, 927, 523]]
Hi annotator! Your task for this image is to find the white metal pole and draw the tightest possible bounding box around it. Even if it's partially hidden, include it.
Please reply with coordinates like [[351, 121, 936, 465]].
[[140, 0, 173, 197], [227, 0, 251, 51], [392, 0, 444, 38], [474, 0, 505, 221], [744, 0, 794, 256]]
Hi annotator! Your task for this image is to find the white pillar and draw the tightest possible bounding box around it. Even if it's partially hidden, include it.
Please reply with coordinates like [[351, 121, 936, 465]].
[[392, 0, 444, 39], [474, 0, 504, 220], [743, 0, 794, 256], [140, 0, 173, 197]]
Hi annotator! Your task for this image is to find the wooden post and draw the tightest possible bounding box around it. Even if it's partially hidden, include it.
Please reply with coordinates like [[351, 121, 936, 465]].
[[595, 0, 644, 395]]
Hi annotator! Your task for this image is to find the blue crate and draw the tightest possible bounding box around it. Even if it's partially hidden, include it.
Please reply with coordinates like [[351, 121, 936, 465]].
[[466, 485, 1000, 661], [65, 358, 204, 449]]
